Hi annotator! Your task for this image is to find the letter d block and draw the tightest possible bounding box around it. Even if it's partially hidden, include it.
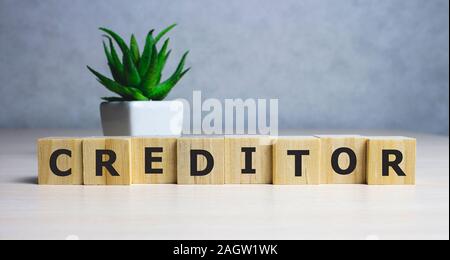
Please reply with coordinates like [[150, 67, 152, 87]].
[[131, 137, 177, 184], [225, 136, 273, 184], [37, 138, 83, 185], [317, 135, 367, 184], [367, 137, 416, 185], [83, 138, 132, 185], [177, 137, 225, 184], [273, 137, 321, 185]]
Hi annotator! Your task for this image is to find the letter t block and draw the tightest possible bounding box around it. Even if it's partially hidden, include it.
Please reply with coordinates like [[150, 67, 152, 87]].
[[273, 137, 321, 185], [177, 137, 225, 184], [367, 137, 416, 185]]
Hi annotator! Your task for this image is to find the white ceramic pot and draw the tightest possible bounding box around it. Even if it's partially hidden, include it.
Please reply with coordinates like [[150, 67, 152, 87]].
[[100, 101, 184, 136]]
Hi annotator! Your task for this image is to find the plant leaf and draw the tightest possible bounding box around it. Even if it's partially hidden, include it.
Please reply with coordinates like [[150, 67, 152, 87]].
[[101, 97, 130, 102], [87, 66, 148, 101], [138, 30, 155, 77], [99, 27, 129, 54], [104, 35, 125, 84], [147, 68, 190, 101], [102, 40, 112, 63], [146, 52, 190, 100], [156, 50, 171, 84], [173, 51, 189, 76], [130, 34, 140, 65], [100, 28, 141, 87], [158, 38, 170, 59], [123, 50, 142, 87], [107, 37, 122, 69], [102, 39, 122, 83], [151, 38, 170, 85], [154, 23, 177, 44], [139, 43, 159, 96]]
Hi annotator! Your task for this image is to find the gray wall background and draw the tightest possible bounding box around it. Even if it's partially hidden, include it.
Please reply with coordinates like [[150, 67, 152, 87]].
[[0, 0, 448, 134]]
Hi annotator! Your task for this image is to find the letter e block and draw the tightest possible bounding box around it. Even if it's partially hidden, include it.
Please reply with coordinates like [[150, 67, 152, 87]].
[[367, 137, 416, 185], [224, 136, 273, 184], [83, 138, 132, 185], [37, 138, 83, 185], [177, 137, 225, 184], [131, 137, 177, 184], [273, 137, 321, 185], [317, 135, 367, 184]]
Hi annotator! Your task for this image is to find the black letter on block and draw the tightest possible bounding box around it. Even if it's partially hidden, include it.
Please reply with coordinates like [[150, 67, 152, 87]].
[[287, 150, 310, 177], [49, 149, 72, 177], [241, 147, 256, 174], [145, 147, 163, 174], [331, 148, 357, 175], [382, 150, 406, 177], [191, 150, 214, 176], [96, 150, 120, 177]]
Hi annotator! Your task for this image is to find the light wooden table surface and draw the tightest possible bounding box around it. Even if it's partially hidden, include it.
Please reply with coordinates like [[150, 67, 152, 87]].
[[0, 129, 448, 240]]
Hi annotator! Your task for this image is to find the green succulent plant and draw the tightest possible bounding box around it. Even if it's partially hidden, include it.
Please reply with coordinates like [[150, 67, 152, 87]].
[[87, 24, 190, 101]]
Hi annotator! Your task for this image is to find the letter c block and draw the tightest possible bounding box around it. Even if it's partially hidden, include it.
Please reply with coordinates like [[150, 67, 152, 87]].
[[177, 137, 225, 184], [38, 138, 83, 185], [83, 138, 132, 185]]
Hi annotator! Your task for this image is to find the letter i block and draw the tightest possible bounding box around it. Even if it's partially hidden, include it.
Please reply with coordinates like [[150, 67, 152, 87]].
[[83, 138, 132, 185], [367, 137, 416, 185], [131, 137, 177, 184], [177, 137, 225, 185], [317, 135, 367, 184], [224, 136, 273, 184], [273, 137, 321, 185], [37, 138, 83, 185]]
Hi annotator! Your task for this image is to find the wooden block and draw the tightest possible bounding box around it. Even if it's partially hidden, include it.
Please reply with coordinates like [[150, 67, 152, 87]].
[[37, 138, 83, 185], [224, 136, 273, 184], [83, 138, 132, 185], [273, 136, 321, 185], [317, 135, 367, 184], [177, 137, 225, 185], [131, 137, 177, 184], [367, 137, 416, 185]]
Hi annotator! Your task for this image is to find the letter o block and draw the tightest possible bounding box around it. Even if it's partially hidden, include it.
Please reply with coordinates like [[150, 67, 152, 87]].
[[317, 135, 367, 184], [83, 138, 132, 185], [177, 137, 225, 185], [367, 137, 416, 185], [38, 138, 83, 185]]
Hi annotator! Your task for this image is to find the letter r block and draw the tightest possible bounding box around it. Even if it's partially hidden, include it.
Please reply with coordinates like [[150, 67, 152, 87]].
[[83, 138, 132, 185], [273, 137, 321, 185], [37, 138, 83, 185], [367, 137, 416, 185], [177, 137, 225, 185]]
